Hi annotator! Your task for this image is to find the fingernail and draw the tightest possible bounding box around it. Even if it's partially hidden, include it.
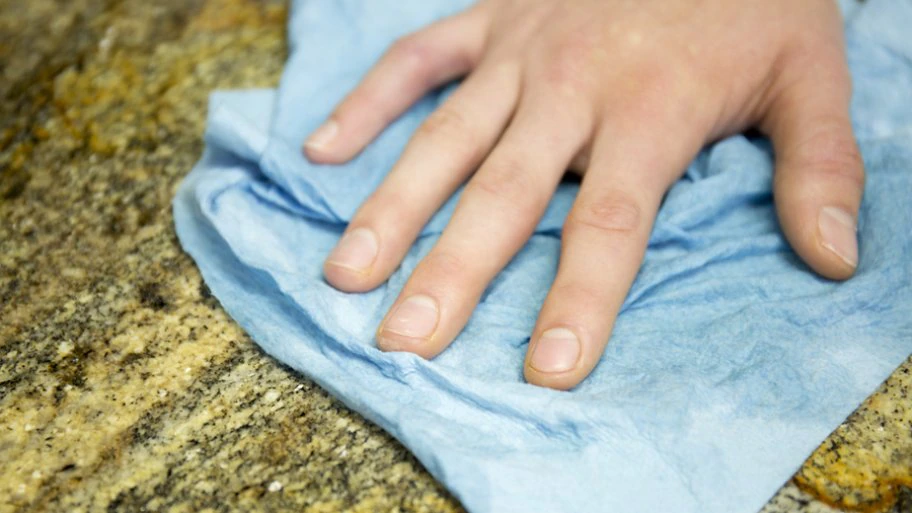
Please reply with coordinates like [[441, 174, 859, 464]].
[[530, 328, 581, 374], [304, 119, 338, 151], [818, 206, 858, 268], [381, 295, 439, 341], [326, 227, 379, 272]]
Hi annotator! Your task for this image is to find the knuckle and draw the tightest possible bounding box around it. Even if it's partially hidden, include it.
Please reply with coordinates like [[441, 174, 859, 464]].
[[360, 189, 418, 231], [420, 250, 468, 280], [638, 65, 676, 95], [388, 34, 434, 81], [794, 127, 865, 188], [783, 31, 848, 76], [414, 106, 480, 160], [622, 65, 682, 108], [468, 156, 541, 213], [388, 34, 425, 61], [541, 61, 590, 99], [567, 190, 643, 236], [605, 65, 705, 131], [550, 280, 610, 308], [540, 36, 598, 98], [654, 66, 697, 105], [419, 105, 468, 137]]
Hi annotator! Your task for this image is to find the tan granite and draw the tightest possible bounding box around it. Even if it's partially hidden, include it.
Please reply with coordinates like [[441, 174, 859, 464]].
[[0, 1, 908, 512]]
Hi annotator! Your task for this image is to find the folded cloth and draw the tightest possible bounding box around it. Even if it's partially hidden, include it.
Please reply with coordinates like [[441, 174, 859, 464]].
[[173, 1, 912, 511]]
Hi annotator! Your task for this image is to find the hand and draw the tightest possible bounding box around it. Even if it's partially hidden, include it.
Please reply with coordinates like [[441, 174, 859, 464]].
[[303, 0, 863, 390]]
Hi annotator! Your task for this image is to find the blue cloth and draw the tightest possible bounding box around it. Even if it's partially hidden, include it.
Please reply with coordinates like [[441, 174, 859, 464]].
[[173, 1, 912, 511]]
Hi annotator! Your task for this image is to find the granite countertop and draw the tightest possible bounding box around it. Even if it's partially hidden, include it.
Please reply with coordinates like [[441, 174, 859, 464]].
[[0, 1, 909, 512]]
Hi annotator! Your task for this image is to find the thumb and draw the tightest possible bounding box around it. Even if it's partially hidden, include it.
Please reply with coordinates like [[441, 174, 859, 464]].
[[764, 53, 864, 281]]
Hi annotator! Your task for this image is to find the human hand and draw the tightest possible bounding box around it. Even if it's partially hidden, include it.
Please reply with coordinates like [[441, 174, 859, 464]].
[[304, 0, 863, 390]]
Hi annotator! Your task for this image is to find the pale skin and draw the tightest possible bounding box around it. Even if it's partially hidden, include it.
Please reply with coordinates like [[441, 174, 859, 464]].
[[303, 0, 864, 390]]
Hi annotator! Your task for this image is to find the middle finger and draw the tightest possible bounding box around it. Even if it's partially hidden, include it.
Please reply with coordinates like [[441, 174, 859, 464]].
[[375, 87, 594, 357]]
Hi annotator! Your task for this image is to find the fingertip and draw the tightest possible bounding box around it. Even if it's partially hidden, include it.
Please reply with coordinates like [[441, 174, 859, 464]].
[[375, 294, 443, 359], [303, 119, 350, 164], [322, 260, 379, 293], [323, 227, 384, 292], [793, 249, 857, 283], [375, 329, 441, 360], [775, 185, 861, 283], [814, 205, 859, 280], [814, 261, 857, 282], [801, 249, 857, 282], [523, 366, 582, 391], [303, 145, 345, 165], [523, 327, 588, 391]]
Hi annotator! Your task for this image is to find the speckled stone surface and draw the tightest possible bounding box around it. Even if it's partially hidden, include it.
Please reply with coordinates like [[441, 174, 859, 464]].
[[0, 1, 908, 512]]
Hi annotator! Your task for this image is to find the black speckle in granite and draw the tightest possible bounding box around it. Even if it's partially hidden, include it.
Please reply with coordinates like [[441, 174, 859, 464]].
[[54, 339, 93, 387], [104, 212, 126, 238], [106, 485, 155, 513], [0, 277, 20, 303], [894, 486, 912, 513], [0, 373, 25, 402], [1, 172, 27, 200], [119, 351, 149, 367], [138, 282, 169, 311]]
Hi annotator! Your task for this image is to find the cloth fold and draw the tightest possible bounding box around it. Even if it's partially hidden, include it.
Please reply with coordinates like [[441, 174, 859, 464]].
[[174, 1, 912, 511]]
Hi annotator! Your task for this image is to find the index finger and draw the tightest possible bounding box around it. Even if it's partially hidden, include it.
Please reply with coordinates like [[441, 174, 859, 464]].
[[303, 8, 488, 164]]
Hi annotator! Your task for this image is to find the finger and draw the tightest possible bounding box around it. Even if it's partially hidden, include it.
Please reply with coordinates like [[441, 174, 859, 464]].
[[374, 93, 595, 358], [764, 46, 863, 280], [323, 62, 522, 291], [303, 9, 488, 164], [524, 111, 704, 390]]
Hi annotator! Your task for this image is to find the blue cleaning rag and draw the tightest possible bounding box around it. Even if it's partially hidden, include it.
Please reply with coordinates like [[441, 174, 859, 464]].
[[173, 0, 912, 511]]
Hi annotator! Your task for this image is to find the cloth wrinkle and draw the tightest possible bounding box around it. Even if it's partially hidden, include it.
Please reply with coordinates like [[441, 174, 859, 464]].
[[173, 1, 912, 511]]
